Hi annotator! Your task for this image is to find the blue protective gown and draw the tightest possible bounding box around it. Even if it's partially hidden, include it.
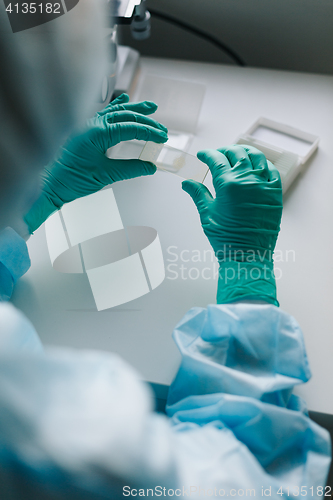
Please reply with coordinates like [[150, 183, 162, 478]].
[[0, 228, 330, 499]]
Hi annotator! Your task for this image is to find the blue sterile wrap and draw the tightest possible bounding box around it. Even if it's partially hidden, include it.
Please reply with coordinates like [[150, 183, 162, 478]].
[[166, 304, 331, 489]]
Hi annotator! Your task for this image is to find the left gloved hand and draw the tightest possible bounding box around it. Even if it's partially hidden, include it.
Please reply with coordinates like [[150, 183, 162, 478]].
[[24, 94, 168, 234]]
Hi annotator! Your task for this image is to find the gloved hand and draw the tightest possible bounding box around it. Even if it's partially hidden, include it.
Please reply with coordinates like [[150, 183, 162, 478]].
[[182, 145, 283, 306], [24, 94, 168, 234]]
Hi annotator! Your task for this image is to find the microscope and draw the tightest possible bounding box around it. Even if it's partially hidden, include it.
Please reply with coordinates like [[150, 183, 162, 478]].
[[99, 0, 151, 107]]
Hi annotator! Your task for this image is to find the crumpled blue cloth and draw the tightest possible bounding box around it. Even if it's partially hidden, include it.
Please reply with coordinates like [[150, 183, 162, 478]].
[[0, 272, 330, 496], [0, 228, 30, 301], [166, 304, 331, 489]]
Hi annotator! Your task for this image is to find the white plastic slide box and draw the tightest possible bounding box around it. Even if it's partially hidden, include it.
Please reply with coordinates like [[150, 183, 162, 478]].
[[236, 118, 319, 192]]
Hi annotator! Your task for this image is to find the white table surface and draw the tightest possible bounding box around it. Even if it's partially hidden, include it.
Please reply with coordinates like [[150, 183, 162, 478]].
[[12, 57, 333, 414]]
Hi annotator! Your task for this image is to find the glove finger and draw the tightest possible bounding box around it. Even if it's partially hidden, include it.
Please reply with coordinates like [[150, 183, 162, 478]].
[[240, 145, 270, 178], [109, 101, 158, 116], [110, 93, 130, 106], [217, 145, 253, 174], [182, 180, 213, 215], [105, 110, 168, 133], [109, 122, 168, 145], [97, 94, 130, 116], [197, 149, 231, 195], [267, 160, 282, 187], [104, 158, 157, 182]]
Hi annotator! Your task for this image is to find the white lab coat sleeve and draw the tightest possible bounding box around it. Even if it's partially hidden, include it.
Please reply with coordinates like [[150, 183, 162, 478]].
[[0, 303, 330, 500]]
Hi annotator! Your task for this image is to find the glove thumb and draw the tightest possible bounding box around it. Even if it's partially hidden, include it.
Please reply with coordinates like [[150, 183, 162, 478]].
[[182, 180, 213, 214]]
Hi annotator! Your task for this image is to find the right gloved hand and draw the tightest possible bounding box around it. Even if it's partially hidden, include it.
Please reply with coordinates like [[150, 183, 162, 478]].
[[182, 145, 283, 306]]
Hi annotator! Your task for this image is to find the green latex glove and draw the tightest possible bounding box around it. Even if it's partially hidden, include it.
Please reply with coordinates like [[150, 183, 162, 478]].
[[24, 94, 168, 234], [182, 145, 283, 306]]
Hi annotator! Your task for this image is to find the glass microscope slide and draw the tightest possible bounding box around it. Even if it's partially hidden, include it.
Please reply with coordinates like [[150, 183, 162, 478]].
[[107, 140, 208, 183]]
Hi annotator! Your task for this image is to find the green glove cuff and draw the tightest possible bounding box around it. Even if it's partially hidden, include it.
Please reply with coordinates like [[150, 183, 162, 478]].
[[23, 192, 61, 234], [217, 259, 278, 306]]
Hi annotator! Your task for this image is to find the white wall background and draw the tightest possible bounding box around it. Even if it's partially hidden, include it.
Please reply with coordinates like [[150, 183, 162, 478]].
[[119, 0, 333, 74]]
